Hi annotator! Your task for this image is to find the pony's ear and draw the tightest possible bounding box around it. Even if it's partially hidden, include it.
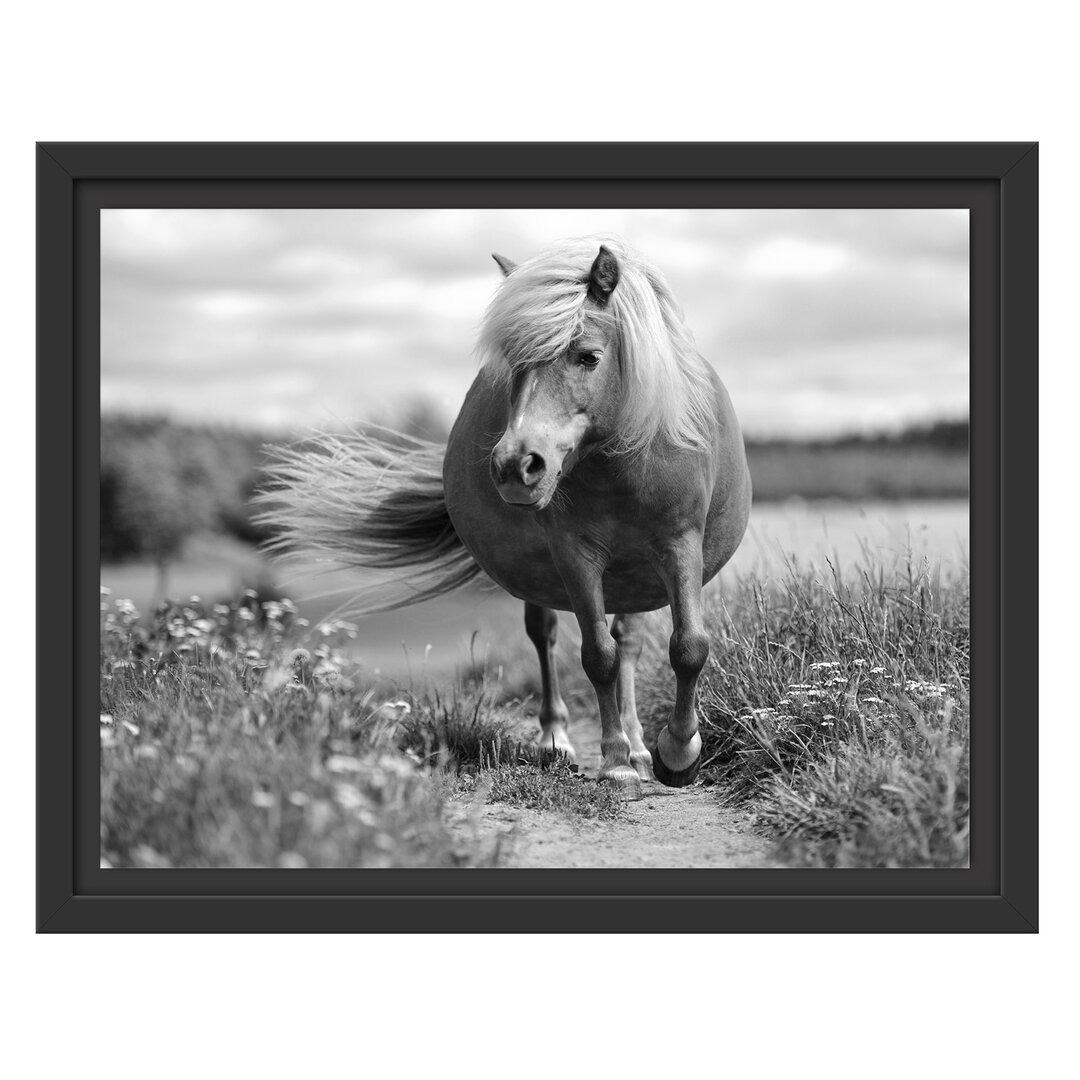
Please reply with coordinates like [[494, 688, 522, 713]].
[[586, 245, 620, 305], [491, 253, 518, 277]]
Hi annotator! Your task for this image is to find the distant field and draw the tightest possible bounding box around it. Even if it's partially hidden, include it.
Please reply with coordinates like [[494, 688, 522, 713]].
[[747, 443, 967, 502]]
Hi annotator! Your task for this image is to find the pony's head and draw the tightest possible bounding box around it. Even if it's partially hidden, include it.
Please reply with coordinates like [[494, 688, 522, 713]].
[[478, 237, 715, 509]]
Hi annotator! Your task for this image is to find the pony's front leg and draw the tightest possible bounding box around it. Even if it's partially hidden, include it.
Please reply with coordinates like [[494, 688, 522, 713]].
[[653, 534, 709, 787], [551, 548, 642, 801], [611, 613, 654, 781]]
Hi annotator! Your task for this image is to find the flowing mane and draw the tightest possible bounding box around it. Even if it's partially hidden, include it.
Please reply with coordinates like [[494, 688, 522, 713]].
[[477, 236, 717, 455]]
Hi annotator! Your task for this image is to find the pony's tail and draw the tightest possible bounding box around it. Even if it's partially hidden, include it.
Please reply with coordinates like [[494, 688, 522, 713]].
[[255, 427, 483, 616]]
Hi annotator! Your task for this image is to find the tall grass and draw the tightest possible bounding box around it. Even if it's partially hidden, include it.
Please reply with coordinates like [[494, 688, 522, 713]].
[[99, 587, 617, 868], [637, 555, 969, 867]]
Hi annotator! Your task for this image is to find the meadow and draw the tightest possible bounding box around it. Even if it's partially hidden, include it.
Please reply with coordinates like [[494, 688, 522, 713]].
[[99, 410, 968, 869], [100, 548, 968, 869]]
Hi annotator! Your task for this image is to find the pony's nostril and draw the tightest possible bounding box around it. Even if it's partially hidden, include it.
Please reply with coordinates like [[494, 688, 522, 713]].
[[520, 453, 546, 486]]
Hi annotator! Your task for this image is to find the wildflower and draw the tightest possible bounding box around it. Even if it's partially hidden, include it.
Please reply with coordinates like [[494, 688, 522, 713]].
[[906, 680, 948, 697], [333, 782, 363, 809], [114, 598, 139, 625], [100, 585, 112, 596], [809, 661, 839, 670], [862, 696, 882, 704], [326, 754, 363, 774], [287, 791, 310, 807], [853, 659, 867, 667], [100, 713, 113, 726], [251, 790, 276, 808], [376, 754, 414, 778], [870, 666, 886, 675]]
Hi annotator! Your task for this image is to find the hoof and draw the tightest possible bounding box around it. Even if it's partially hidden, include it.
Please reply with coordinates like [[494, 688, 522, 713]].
[[630, 750, 655, 782], [651, 751, 701, 788], [598, 765, 643, 801], [652, 728, 702, 788], [539, 726, 576, 764]]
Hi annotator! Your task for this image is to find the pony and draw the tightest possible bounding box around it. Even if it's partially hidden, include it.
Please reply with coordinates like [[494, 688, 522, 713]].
[[260, 237, 752, 800]]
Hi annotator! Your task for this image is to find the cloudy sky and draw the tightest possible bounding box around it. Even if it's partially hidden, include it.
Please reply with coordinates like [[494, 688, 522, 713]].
[[101, 207, 968, 438]]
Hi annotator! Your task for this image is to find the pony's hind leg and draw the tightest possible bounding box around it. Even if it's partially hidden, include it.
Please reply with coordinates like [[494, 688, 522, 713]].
[[611, 613, 654, 781], [524, 603, 576, 763], [547, 546, 642, 801], [652, 535, 710, 787]]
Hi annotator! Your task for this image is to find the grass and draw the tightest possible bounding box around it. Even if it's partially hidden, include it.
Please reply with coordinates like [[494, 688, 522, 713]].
[[636, 555, 969, 867], [101, 548, 969, 869], [98, 590, 602, 869], [482, 757, 624, 818]]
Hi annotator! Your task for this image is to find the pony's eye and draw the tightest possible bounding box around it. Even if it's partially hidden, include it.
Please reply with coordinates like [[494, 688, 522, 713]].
[[578, 351, 602, 368]]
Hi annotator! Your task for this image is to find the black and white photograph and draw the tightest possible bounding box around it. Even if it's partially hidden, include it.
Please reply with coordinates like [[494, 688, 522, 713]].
[[11, 0, 1061, 1068], [98, 206, 970, 871]]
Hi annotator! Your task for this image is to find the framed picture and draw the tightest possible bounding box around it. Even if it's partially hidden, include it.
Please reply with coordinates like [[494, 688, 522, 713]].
[[38, 142, 1037, 932]]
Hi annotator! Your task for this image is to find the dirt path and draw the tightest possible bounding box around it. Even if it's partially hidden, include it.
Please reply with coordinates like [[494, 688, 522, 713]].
[[447, 702, 782, 869]]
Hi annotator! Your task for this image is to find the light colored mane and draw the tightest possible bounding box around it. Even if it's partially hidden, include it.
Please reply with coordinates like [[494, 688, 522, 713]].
[[477, 236, 717, 456]]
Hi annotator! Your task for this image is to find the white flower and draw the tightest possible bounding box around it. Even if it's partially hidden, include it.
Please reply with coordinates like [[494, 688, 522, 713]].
[[333, 783, 363, 809], [326, 754, 363, 774]]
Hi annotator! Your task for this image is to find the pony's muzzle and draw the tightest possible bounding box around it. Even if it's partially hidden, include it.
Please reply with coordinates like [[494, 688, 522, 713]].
[[491, 445, 548, 504]]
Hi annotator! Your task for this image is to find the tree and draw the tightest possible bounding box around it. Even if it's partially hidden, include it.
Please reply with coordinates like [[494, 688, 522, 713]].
[[110, 436, 210, 600]]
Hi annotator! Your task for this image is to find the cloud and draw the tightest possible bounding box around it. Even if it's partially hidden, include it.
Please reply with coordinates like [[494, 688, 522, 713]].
[[100, 207, 968, 438]]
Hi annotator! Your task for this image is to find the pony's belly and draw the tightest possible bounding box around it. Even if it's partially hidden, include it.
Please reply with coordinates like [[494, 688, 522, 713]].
[[447, 495, 674, 612], [462, 523, 671, 613], [444, 417, 671, 613]]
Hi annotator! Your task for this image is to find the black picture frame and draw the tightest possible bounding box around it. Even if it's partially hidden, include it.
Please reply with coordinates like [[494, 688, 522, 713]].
[[37, 142, 1038, 933]]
